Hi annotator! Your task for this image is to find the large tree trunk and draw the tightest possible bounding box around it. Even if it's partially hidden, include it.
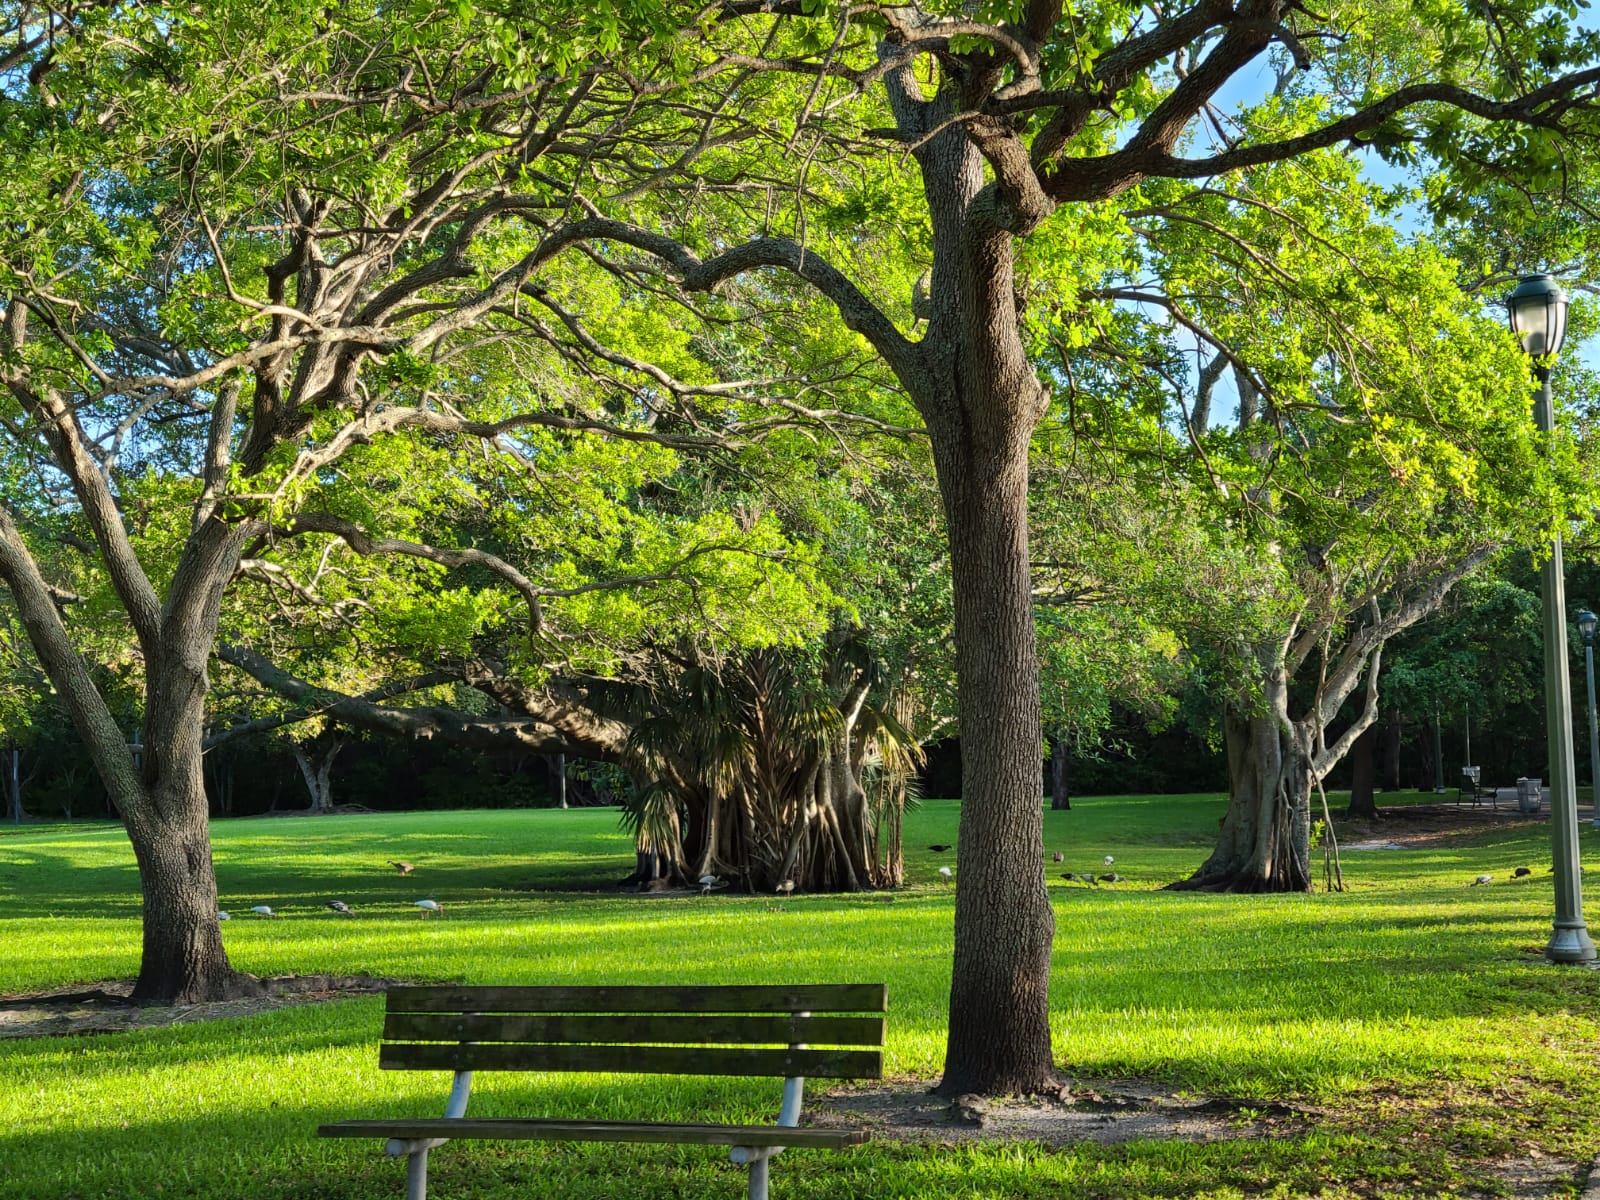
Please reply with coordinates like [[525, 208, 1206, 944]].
[[5, 747, 21, 823], [1346, 722, 1379, 818], [1381, 712, 1403, 792], [551, 752, 568, 809], [1175, 674, 1313, 893], [933, 420, 1056, 1093], [895, 84, 1055, 1095], [125, 784, 256, 1002], [129, 529, 266, 1002], [1050, 735, 1071, 810], [291, 735, 343, 812]]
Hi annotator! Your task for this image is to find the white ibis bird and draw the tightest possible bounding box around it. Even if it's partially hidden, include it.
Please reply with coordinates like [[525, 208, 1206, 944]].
[[414, 899, 443, 918], [937, 866, 953, 886], [388, 860, 415, 876], [1470, 874, 1493, 887], [326, 900, 354, 916], [698, 874, 728, 894], [1104, 855, 1115, 867], [1051, 851, 1064, 863], [1099, 872, 1123, 883], [250, 905, 277, 918], [775, 879, 796, 897], [217, 911, 231, 921]]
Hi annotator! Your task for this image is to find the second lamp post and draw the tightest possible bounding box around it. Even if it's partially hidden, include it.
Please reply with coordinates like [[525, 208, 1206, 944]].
[[1580, 609, 1600, 830]]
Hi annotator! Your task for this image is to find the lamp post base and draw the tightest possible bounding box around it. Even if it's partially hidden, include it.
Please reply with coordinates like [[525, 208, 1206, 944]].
[[1546, 922, 1597, 964]]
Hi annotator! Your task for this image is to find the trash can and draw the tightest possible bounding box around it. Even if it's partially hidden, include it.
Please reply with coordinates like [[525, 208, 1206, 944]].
[[1516, 777, 1543, 813]]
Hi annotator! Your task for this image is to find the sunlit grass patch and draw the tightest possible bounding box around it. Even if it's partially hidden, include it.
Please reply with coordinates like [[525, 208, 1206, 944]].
[[2, 794, 1599, 1198]]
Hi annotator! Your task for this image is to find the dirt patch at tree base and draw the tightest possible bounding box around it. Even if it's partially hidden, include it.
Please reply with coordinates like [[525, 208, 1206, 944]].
[[813, 1077, 1316, 1147], [814, 1081, 1592, 1196], [0, 974, 394, 1038]]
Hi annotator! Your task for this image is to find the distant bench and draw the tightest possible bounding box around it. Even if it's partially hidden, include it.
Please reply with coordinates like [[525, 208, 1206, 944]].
[[319, 983, 888, 1200]]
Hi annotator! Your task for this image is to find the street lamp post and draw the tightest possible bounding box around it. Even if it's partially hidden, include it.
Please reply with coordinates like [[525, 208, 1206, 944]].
[[1579, 609, 1600, 829], [1506, 273, 1595, 964]]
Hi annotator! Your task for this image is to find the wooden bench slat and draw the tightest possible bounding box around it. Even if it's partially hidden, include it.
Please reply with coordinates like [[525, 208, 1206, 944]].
[[318, 1118, 869, 1149], [379, 1041, 884, 1079], [385, 984, 887, 1015], [381, 1012, 886, 1048]]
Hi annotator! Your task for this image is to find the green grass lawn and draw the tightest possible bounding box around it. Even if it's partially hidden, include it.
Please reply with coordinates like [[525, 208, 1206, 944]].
[[2, 792, 1599, 1199]]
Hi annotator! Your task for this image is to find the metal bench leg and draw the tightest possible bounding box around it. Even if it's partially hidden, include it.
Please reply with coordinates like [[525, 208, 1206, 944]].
[[746, 1154, 770, 1200], [405, 1147, 429, 1200], [392, 1068, 469, 1200]]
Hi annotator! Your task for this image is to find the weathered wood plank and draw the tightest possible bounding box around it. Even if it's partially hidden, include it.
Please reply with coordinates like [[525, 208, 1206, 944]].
[[378, 1041, 883, 1079], [381, 1012, 886, 1048], [384, 984, 887, 1015], [317, 1118, 869, 1149]]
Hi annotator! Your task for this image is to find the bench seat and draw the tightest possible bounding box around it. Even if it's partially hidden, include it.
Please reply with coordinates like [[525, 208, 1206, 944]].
[[319, 1117, 868, 1149]]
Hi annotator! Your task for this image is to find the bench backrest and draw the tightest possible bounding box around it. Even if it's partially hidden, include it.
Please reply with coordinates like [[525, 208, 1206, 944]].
[[380, 984, 887, 1080]]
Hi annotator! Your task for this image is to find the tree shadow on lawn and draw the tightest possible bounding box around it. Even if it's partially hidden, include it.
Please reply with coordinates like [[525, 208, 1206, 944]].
[[1, 1085, 1577, 1200]]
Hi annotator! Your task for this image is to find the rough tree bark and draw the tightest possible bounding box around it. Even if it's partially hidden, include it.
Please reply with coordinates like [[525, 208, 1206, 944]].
[[550, 753, 568, 810], [1346, 723, 1379, 819], [1180, 552, 1488, 893], [679, 656, 890, 894], [898, 81, 1057, 1095], [291, 734, 344, 813], [1178, 659, 1314, 893], [1382, 713, 1404, 792], [1050, 736, 1072, 811]]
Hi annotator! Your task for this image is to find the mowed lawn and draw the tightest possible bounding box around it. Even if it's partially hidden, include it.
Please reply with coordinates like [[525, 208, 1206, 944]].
[[3, 793, 1600, 1199]]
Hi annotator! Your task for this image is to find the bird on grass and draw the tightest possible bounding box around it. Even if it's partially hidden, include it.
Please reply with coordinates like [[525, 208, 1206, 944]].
[[1470, 874, 1493, 887], [698, 874, 729, 894], [1514, 866, 1532, 879], [250, 905, 277, 918], [1104, 855, 1115, 867], [388, 860, 415, 876], [217, 911, 231, 921], [325, 900, 354, 916], [775, 879, 796, 897], [1060, 872, 1096, 886], [413, 899, 443, 918], [1098, 872, 1124, 884], [1051, 851, 1064, 863], [937, 866, 953, 886], [928, 844, 952, 853]]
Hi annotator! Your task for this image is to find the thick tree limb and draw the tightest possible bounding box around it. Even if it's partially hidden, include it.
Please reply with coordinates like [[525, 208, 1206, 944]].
[[205, 670, 458, 746], [216, 645, 625, 759], [1047, 67, 1600, 200], [279, 512, 548, 630], [0, 503, 141, 807], [529, 218, 924, 387]]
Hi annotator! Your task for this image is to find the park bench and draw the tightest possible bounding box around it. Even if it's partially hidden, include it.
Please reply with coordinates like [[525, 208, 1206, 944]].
[[318, 983, 888, 1200], [1457, 766, 1496, 807]]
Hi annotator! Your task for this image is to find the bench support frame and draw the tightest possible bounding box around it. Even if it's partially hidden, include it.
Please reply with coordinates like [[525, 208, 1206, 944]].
[[380, 1066, 808, 1200], [385, 1070, 473, 1200], [727, 1074, 805, 1200]]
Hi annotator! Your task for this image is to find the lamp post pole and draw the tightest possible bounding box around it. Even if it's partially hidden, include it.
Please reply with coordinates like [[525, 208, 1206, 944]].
[[1507, 274, 1594, 964], [1580, 611, 1600, 829]]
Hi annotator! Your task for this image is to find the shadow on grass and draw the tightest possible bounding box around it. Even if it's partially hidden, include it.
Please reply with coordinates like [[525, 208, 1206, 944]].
[[0, 1086, 1461, 1200]]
